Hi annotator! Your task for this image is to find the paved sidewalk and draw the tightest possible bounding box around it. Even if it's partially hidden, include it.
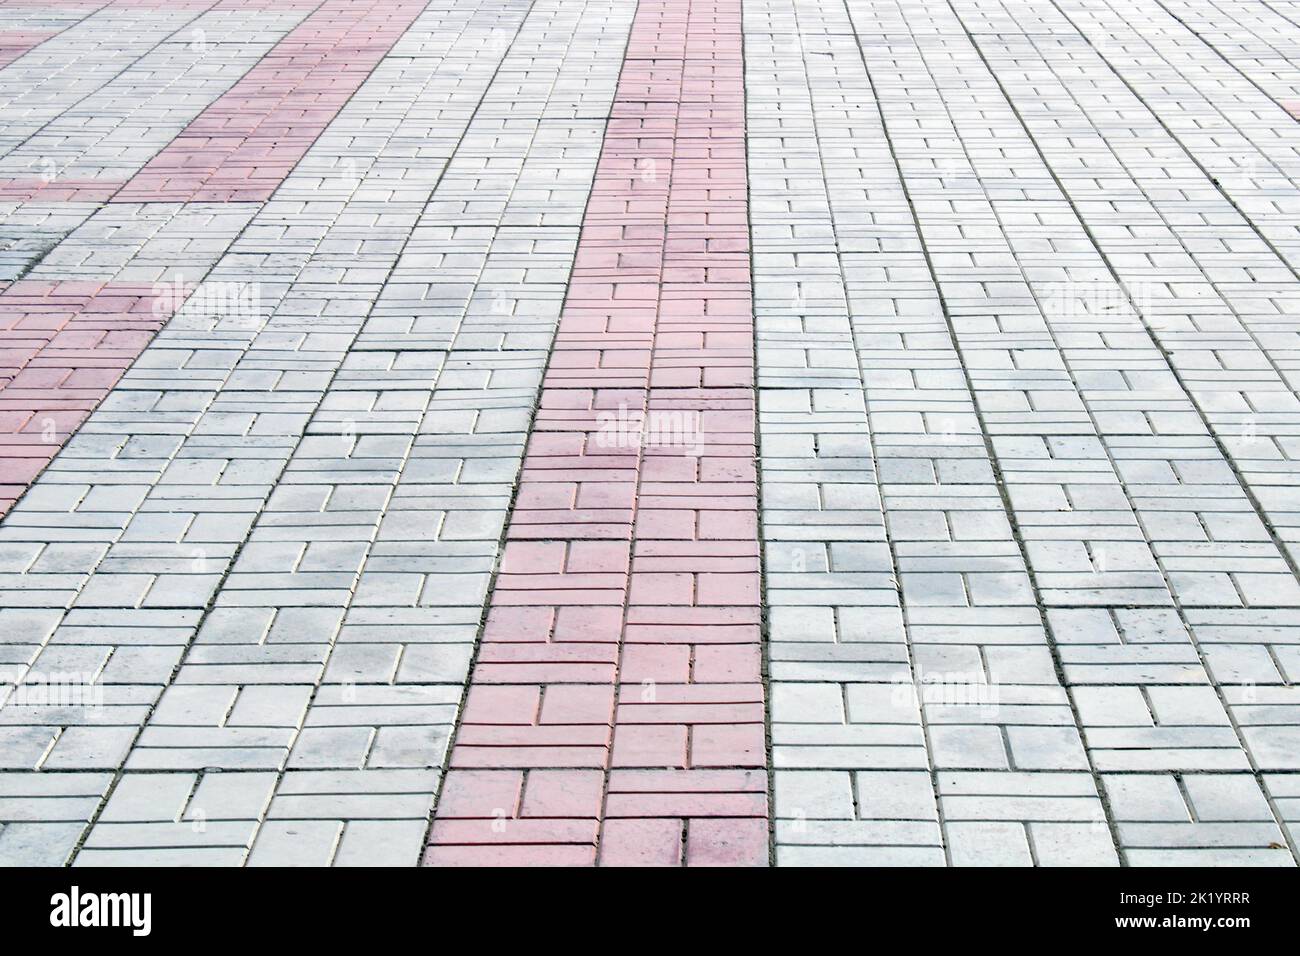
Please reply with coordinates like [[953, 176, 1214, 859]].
[[0, 0, 1298, 866]]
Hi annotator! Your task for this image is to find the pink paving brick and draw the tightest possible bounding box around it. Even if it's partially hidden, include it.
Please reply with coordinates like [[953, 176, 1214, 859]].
[[0, 178, 123, 203], [425, 0, 767, 869], [0, 280, 180, 516], [112, 0, 427, 203]]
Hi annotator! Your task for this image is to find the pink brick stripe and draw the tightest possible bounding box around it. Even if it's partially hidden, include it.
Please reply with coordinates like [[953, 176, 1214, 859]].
[[0, 281, 178, 515], [426, 0, 766, 867], [112, 0, 425, 203]]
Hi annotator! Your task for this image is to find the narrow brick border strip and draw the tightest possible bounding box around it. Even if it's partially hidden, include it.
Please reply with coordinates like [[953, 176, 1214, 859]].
[[426, 0, 766, 868]]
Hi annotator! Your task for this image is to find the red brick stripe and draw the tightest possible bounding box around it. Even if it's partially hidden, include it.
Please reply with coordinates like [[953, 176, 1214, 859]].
[[426, 0, 766, 867], [112, 0, 425, 203], [0, 281, 179, 516]]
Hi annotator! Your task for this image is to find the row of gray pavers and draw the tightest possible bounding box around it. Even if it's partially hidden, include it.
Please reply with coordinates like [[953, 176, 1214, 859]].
[[751, 0, 1299, 865]]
